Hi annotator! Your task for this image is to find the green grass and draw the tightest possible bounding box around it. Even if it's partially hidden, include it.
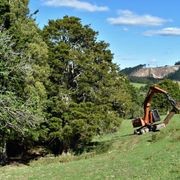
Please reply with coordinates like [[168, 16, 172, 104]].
[[0, 115, 180, 180], [130, 82, 146, 89]]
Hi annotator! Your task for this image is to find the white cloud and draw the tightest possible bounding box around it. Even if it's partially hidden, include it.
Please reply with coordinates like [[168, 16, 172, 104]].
[[43, 0, 109, 12], [144, 27, 180, 36], [107, 10, 168, 26]]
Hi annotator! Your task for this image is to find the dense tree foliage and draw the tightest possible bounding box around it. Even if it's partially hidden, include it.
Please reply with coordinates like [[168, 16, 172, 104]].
[[166, 68, 180, 81], [175, 61, 180, 65], [0, 0, 49, 112], [41, 16, 135, 153], [129, 76, 159, 84], [0, 30, 43, 164], [2, 0, 177, 163], [0, 0, 49, 163], [153, 79, 180, 113]]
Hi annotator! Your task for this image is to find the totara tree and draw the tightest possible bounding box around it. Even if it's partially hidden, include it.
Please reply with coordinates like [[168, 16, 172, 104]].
[[41, 16, 134, 153]]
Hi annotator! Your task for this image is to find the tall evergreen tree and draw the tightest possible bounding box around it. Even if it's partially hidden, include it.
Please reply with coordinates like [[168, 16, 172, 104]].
[[0, 0, 29, 29], [0, 0, 50, 114], [42, 16, 133, 153], [0, 30, 44, 164], [0, 0, 49, 162], [0, 1, 137, 157]]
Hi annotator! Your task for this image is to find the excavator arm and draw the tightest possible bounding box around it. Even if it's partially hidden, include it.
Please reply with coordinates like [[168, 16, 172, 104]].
[[143, 86, 168, 125], [163, 97, 179, 125], [132, 85, 179, 135], [155, 100, 179, 131]]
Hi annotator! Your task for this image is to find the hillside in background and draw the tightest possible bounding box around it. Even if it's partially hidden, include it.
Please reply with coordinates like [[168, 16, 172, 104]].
[[121, 64, 180, 82]]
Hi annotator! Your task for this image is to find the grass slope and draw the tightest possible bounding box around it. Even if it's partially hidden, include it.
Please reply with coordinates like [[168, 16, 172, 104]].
[[0, 115, 180, 180], [130, 82, 146, 89]]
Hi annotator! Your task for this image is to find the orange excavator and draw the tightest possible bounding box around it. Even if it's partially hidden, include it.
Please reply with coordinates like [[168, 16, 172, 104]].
[[132, 85, 180, 135]]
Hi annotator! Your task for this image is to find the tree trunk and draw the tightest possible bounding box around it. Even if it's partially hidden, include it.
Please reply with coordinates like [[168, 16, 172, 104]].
[[0, 137, 7, 165]]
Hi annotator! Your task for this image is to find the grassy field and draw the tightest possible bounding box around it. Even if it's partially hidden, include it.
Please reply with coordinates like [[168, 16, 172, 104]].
[[130, 82, 146, 89], [0, 115, 180, 180]]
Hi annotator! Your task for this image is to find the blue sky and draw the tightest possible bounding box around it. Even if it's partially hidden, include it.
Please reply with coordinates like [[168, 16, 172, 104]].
[[29, 0, 180, 69]]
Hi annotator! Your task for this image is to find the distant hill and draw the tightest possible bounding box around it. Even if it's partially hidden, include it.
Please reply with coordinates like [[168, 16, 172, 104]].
[[121, 64, 180, 82]]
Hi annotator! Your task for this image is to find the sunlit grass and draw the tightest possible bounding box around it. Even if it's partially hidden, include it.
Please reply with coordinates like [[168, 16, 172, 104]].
[[0, 115, 179, 180], [130, 82, 146, 89]]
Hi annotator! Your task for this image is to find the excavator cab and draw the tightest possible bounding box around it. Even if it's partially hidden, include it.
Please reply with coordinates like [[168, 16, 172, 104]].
[[151, 109, 160, 122]]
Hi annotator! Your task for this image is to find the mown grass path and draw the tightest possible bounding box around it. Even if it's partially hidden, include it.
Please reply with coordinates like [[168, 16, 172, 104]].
[[0, 115, 179, 180]]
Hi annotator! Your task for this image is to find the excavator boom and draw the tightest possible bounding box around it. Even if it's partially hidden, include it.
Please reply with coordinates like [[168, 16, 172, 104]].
[[143, 86, 168, 125], [132, 85, 179, 135]]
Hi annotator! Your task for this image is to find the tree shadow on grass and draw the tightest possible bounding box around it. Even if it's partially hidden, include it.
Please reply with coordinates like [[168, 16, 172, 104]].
[[73, 139, 114, 156]]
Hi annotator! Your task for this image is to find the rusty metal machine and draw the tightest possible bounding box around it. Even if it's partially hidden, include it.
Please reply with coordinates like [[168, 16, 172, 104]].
[[132, 85, 180, 135]]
